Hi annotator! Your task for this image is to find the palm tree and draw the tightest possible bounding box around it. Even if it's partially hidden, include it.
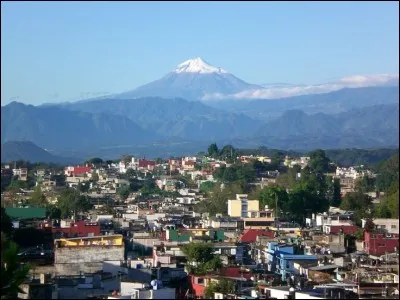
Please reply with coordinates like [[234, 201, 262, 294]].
[[1, 233, 31, 299]]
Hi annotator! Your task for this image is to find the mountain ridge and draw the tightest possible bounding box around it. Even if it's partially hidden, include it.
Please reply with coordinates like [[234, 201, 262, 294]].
[[1, 141, 81, 164]]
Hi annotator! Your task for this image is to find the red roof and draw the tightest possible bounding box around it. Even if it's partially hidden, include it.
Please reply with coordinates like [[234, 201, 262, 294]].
[[139, 159, 156, 168], [240, 229, 275, 243], [73, 166, 92, 175], [328, 225, 359, 235], [218, 267, 252, 280]]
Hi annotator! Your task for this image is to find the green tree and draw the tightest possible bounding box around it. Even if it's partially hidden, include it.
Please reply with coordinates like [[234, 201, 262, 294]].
[[375, 154, 399, 192], [203, 278, 235, 298], [222, 167, 237, 183], [308, 149, 330, 174], [236, 164, 257, 182], [257, 185, 289, 211], [1, 233, 31, 299], [140, 179, 159, 195], [125, 169, 137, 179], [219, 145, 236, 162], [195, 180, 248, 216], [28, 185, 47, 207], [57, 188, 92, 219], [6, 179, 28, 192], [182, 243, 221, 275], [276, 167, 298, 189], [1, 175, 12, 193], [129, 179, 143, 192], [374, 181, 399, 218], [355, 229, 364, 241], [208, 143, 219, 158], [204, 281, 218, 299], [355, 176, 375, 193], [46, 205, 61, 219], [330, 178, 341, 207], [1, 208, 13, 236], [87, 157, 103, 166], [340, 192, 372, 212], [217, 279, 235, 294], [77, 182, 90, 193], [340, 192, 373, 225], [98, 205, 114, 215], [117, 186, 132, 200], [199, 181, 216, 194], [287, 179, 330, 224]]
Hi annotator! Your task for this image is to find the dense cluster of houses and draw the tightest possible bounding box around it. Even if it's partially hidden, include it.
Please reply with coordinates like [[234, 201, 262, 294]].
[[1, 154, 399, 299]]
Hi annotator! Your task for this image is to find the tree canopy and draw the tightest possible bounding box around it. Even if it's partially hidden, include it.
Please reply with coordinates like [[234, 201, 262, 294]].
[[57, 188, 92, 219], [1, 233, 31, 299], [28, 185, 47, 206], [308, 149, 332, 174], [182, 243, 221, 275], [208, 143, 219, 158]]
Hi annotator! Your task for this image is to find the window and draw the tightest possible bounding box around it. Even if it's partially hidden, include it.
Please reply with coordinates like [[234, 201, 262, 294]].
[[196, 278, 204, 285], [391, 225, 397, 229]]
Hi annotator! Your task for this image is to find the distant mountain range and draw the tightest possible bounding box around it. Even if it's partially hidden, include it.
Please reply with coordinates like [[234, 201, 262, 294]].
[[1, 101, 157, 149], [58, 97, 262, 141], [1, 57, 399, 160], [2, 94, 398, 159], [1, 141, 80, 164]]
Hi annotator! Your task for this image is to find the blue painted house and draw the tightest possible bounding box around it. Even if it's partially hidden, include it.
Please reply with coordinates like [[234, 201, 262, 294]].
[[266, 241, 317, 280]]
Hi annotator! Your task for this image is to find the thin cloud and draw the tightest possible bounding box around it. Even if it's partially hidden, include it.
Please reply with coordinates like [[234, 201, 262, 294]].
[[202, 74, 399, 101]]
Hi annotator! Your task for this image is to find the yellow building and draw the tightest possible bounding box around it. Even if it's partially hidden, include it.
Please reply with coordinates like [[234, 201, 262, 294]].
[[257, 156, 272, 163], [54, 234, 123, 247], [227, 194, 259, 218]]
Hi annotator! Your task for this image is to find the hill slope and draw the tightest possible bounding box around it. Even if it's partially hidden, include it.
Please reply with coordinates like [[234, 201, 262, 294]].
[[1, 141, 79, 164], [256, 103, 399, 149], [60, 97, 262, 141], [1, 102, 157, 150]]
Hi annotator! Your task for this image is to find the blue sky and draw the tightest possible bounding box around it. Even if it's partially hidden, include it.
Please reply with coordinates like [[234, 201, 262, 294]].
[[1, 1, 399, 105]]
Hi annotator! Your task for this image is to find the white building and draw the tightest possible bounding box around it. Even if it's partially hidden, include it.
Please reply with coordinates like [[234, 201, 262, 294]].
[[362, 218, 399, 234], [117, 281, 175, 299]]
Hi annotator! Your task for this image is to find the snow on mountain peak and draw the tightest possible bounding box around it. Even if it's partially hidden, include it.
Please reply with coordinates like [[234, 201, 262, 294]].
[[174, 57, 228, 74]]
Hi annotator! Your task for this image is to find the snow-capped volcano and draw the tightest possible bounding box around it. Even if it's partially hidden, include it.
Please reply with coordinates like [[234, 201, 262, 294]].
[[174, 57, 227, 74], [113, 57, 262, 101]]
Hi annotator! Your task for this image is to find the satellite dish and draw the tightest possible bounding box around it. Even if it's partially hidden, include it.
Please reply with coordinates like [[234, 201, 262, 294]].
[[150, 280, 157, 287]]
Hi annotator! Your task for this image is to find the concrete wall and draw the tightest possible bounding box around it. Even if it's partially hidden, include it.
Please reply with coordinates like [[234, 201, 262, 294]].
[[55, 246, 124, 275], [56, 246, 124, 264], [131, 238, 159, 250]]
